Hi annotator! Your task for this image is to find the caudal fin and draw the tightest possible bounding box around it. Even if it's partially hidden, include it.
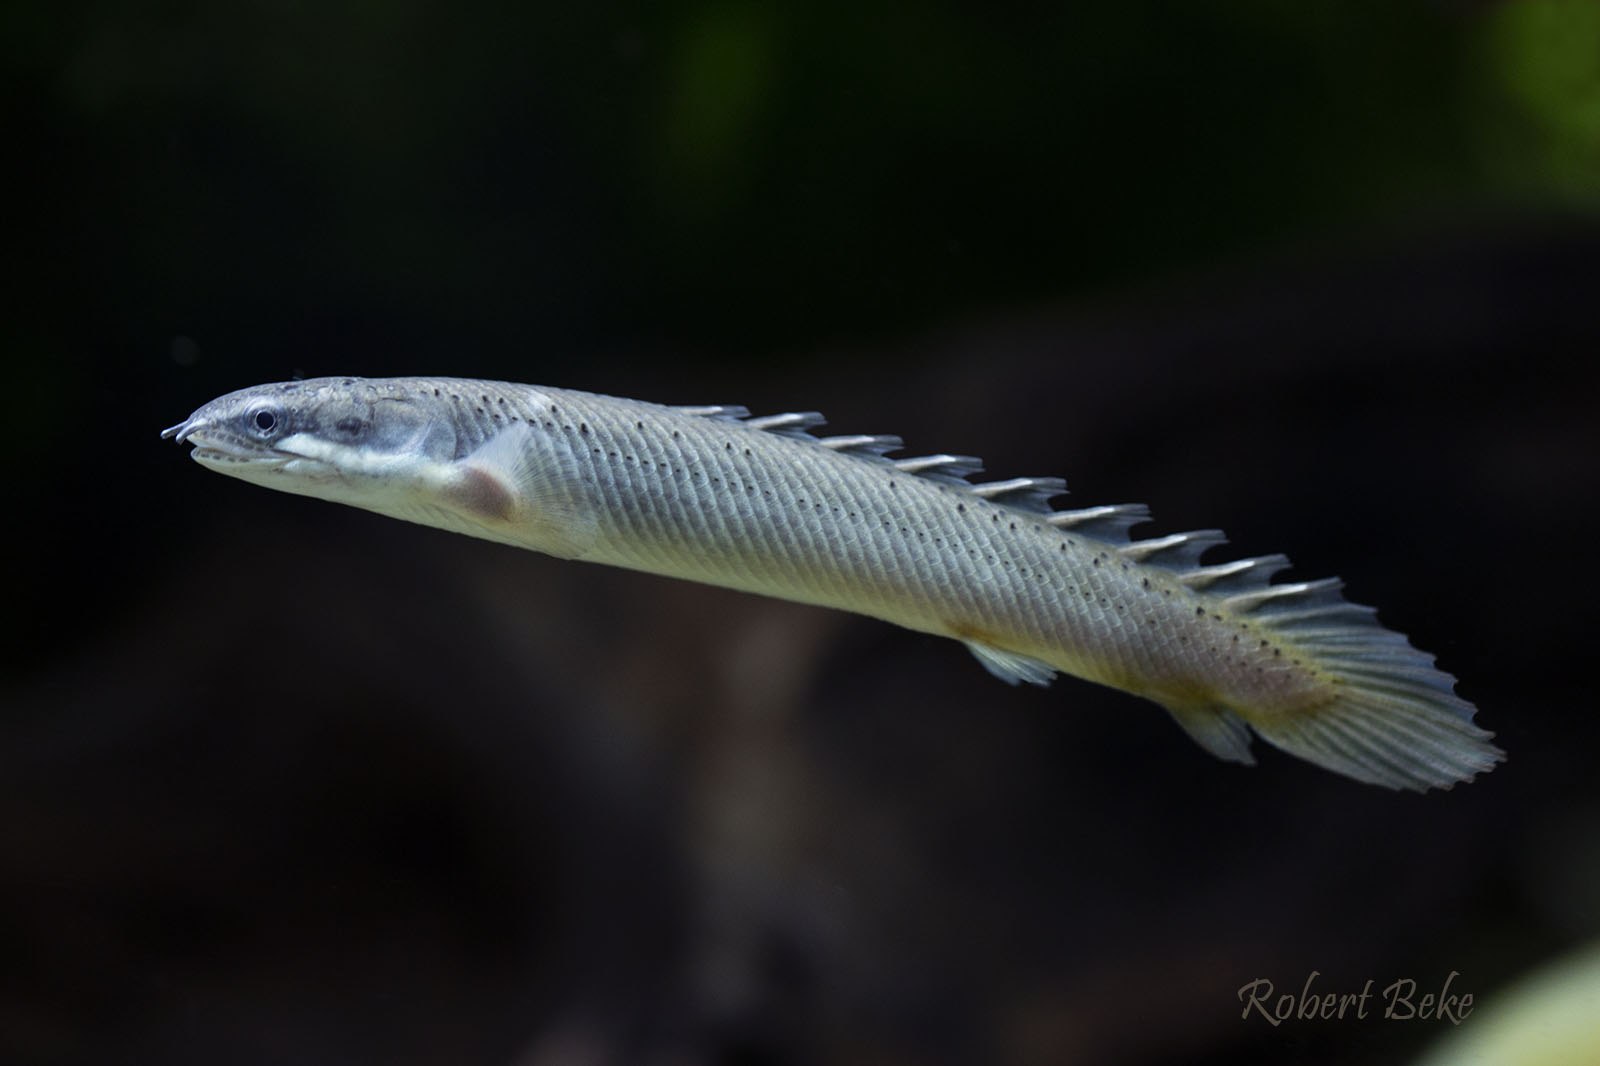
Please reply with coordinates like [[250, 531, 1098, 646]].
[[1167, 686, 1501, 792], [1162, 579, 1503, 792]]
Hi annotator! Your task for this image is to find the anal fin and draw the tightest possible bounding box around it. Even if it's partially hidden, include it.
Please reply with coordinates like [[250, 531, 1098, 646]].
[[1163, 702, 1257, 765], [963, 640, 1057, 687]]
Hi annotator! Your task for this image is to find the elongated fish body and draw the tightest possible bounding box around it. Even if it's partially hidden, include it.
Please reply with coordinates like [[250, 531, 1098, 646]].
[[163, 376, 1502, 791]]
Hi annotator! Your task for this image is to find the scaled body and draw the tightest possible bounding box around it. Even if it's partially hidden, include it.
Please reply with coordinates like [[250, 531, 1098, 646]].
[[163, 376, 1503, 791]]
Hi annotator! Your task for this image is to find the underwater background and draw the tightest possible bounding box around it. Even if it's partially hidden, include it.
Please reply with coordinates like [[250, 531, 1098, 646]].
[[5, 2, 1599, 1063]]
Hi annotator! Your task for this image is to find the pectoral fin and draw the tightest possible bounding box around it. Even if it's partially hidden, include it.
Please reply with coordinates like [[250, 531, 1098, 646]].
[[439, 424, 597, 559]]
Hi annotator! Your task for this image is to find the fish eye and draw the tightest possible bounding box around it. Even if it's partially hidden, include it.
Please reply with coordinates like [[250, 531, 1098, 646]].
[[248, 405, 282, 437]]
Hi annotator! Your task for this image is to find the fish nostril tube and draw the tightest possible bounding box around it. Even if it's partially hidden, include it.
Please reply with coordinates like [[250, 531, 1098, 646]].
[[160, 418, 207, 443]]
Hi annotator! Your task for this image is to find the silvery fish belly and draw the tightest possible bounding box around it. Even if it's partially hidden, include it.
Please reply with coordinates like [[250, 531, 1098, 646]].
[[162, 376, 1504, 791]]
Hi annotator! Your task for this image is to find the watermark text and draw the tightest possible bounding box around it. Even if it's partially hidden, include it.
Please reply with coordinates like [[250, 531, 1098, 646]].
[[1237, 971, 1473, 1026]]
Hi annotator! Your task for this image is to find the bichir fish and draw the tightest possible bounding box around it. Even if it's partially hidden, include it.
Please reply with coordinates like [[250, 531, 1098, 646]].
[[162, 376, 1503, 791]]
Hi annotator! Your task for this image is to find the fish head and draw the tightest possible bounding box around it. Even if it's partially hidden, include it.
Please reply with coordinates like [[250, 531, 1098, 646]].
[[161, 377, 459, 504]]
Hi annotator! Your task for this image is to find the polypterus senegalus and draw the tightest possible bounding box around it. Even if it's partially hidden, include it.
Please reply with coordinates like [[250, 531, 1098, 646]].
[[163, 376, 1502, 791]]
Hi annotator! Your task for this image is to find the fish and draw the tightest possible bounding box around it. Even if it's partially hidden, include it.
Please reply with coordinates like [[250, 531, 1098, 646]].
[[162, 376, 1503, 791]]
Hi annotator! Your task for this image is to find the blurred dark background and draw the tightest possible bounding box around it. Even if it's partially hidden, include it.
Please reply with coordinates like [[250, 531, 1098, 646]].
[[5, 2, 1600, 1064]]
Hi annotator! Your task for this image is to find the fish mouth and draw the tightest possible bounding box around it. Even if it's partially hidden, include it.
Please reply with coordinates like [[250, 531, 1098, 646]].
[[163, 418, 302, 473], [191, 445, 292, 470], [162, 413, 343, 483]]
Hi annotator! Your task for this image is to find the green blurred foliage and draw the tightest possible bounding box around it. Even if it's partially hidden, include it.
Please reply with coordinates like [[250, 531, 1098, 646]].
[[1484, 0, 1600, 200]]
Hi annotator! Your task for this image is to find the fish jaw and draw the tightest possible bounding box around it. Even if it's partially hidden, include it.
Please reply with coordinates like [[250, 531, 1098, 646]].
[[171, 418, 341, 489]]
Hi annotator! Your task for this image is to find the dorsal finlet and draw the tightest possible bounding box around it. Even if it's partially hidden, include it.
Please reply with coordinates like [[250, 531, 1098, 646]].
[[1118, 529, 1228, 568], [744, 411, 827, 434], [1047, 503, 1151, 539], [1175, 554, 1290, 591], [893, 453, 985, 480], [673, 403, 751, 420], [819, 434, 904, 456], [967, 477, 1068, 514], [1222, 577, 1343, 615], [970, 476, 1068, 498], [893, 453, 979, 473]]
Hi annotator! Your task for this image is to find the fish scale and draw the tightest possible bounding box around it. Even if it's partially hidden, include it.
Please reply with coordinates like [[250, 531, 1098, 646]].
[[162, 376, 1503, 791]]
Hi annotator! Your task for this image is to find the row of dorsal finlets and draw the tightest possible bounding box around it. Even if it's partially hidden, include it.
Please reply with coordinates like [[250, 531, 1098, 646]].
[[671, 400, 1352, 612]]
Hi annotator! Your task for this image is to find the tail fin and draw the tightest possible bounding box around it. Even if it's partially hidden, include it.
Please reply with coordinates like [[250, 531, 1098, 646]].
[[1162, 579, 1503, 792]]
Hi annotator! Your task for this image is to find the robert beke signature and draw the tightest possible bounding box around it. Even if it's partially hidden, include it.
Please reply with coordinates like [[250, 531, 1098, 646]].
[[1238, 971, 1473, 1026]]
